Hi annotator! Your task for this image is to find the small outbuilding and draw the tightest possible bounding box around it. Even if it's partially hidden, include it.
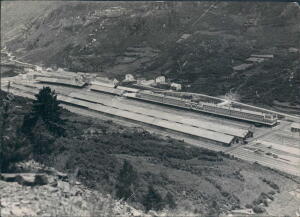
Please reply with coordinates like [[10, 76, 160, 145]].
[[155, 76, 166, 84], [288, 47, 299, 53], [245, 57, 265, 64], [171, 82, 182, 91], [291, 122, 300, 133], [233, 63, 253, 72], [137, 79, 155, 86], [250, 54, 274, 59], [125, 74, 135, 82]]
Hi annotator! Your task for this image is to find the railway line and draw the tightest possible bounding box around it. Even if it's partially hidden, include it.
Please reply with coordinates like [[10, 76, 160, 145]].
[[227, 147, 300, 176], [2, 72, 300, 177]]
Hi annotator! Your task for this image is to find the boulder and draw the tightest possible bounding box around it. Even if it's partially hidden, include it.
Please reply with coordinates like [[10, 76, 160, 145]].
[[56, 171, 68, 181], [34, 174, 49, 185], [0, 173, 48, 186]]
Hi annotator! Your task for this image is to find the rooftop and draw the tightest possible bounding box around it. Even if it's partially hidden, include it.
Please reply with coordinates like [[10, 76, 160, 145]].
[[291, 122, 300, 129], [233, 63, 253, 71]]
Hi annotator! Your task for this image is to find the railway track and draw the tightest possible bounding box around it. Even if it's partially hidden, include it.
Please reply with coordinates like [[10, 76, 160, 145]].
[[228, 147, 300, 177], [3, 81, 300, 177]]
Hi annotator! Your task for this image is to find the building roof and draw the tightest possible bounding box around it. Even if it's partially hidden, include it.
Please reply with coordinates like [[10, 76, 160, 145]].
[[62, 92, 235, 144], [291, 122, 300, 129], [90, 81, 115, 88], [251, 54, 274, 58], [233, 63, 253, 71], [36, 77, 85, 87], [72, 91, 247, 139], [90, 84, 123, 95], [245, 57, 265, 63], [116, 86, 139, 92]]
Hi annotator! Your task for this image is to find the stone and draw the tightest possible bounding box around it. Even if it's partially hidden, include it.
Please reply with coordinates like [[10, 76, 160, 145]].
[[11, 206, 36, 216], [34, 174, 48, 185], [50, 180, 58, 187], [56, 172, 68, 181]]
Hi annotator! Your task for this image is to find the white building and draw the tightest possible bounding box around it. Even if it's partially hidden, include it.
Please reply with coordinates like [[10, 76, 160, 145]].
[[233, 64, 253, 72], [288, 47, 299, 53], [171, 82, 182, 91], [137, 79, 155, 86], [291, 122, 300, 133], [125, 74, 135, 81], [155, 76, 166, 84], [46, 67, 53, 72], [245, 57, 265, 64], [251, 54, 274, 59]]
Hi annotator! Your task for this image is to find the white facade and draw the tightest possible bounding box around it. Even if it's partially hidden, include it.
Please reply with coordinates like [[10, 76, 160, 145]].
[[138, 79, 155, 86], [125, 74, 135, 81], [155, 76, 166, 84], [171, 82, 182, 91]]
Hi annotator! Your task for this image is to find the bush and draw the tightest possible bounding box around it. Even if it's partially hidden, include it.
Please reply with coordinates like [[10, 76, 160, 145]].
[[0, 93, 31, 172], [115, 160, 137, 201], [164, 192, 177, 209], [142, 185, 164, 212], [245, 204, 253, 209], [253, 205, 266, 213]]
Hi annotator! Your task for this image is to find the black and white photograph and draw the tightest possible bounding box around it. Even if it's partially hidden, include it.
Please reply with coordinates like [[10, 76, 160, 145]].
[[0, 1, 300, 216]]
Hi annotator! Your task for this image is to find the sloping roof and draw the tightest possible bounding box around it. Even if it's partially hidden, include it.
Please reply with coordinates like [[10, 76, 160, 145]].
[[291, 122, 300, 129], [90, 81, 115, 88], [251, 54, 274, 58], [61, 94, 234, 144], [116, 86, 139, 92], [245, 57, 265, 63], [90, 84, 123, 95], [233, 63, 253, 71], [36, 77, 85, 87], [67, 91, 244, 140]]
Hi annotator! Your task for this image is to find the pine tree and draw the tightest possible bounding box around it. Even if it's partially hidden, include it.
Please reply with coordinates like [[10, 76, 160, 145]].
[[115, 160, 137, 201], [143, 185, 164, 212], [22, 86, 65, 136]]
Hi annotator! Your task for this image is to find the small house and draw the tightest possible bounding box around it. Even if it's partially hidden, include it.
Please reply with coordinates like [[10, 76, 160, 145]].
[[171, 82, 182, 91], [250, 54, 274, 59], [245, 57, 265, 64], [233, 64, 254, 72], [125, 74, 135, 82], [291, 123, 300, 133], [155, 76, 166, 84]]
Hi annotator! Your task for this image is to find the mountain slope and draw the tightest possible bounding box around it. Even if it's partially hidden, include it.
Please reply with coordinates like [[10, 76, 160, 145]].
[[1, 1, 300, 106]]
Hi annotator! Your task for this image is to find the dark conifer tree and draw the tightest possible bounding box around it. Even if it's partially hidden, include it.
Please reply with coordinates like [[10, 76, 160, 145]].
[[22, 86, 65, 136], [115, 160, 137, 201]]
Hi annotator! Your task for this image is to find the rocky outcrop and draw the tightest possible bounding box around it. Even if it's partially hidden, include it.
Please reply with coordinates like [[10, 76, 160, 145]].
[[0, 173, 48, 186], [0, 161, 147, 217]]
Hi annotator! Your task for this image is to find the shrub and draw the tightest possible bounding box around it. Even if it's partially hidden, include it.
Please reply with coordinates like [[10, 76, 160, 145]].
[[164, 192, 177, 209], [245, 204, 253, 209], [142, 185, 164, 212], [0, 92, 31, 172], [253, 205, 266, 213], [115, 160, 137, 201]]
